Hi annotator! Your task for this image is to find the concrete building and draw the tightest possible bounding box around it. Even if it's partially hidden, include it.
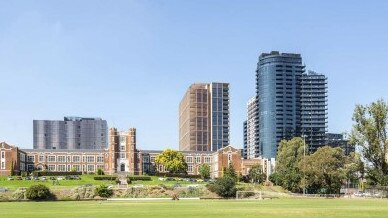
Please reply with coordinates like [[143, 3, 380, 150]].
[[326, 133, 354, 155], [243, 97, 259, 159], [179, 83, 230, 152], [301, 71, 328, 152], [33, 116, 108, 150]]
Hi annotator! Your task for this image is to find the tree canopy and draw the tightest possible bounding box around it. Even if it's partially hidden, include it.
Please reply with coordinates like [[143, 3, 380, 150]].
[[155, 149, 187, 174], [350, 99, 388, 185], [299, 146, 346, 194], [199, 163, 210, 179], [248, 164, 266, 184], [273, 137, 306, 193]]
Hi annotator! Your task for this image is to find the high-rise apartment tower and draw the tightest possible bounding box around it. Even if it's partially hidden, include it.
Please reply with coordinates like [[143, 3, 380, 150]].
[[179, 83, 230, 152]]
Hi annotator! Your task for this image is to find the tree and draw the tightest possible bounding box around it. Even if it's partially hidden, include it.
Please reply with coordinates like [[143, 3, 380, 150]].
[[10, 161, 14, 176], [350, 99, 388, 185], [248, 164, 266, 184], [223, 163, 237, 181], [155, 149, 187, 174], [199, 164, 210, 179], [299, 146, 346, 194], [212, 176, 237, 198], [274, 137, 306, 193]]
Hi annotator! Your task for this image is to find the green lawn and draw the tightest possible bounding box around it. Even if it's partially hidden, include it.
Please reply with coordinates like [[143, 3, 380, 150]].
[[0, 199, 387, 218]]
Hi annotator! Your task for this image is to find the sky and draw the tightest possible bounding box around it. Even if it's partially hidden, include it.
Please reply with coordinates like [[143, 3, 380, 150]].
[[0, 1, 388, 150]]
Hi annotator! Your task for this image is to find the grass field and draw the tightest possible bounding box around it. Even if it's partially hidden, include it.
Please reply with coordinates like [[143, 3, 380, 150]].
[[0, 199, 387, 218]]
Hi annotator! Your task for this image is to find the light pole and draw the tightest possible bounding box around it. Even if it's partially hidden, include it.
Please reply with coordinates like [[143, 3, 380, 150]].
[[302, 135, 306, 196]]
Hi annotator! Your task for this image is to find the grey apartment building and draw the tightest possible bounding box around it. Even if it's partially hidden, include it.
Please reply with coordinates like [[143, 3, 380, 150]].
[[244, 51, 328, 159], [33, 117, 108, 150], [301, 71, 328, 153], [179, 83, 230, 152]]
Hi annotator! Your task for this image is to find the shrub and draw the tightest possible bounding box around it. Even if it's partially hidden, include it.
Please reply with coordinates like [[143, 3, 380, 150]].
[[94, 176, 117, 180], [97, 168, 105, 175], [35, 171, 82, 176], [95, 185, 113, 198], [127, 176, 152, 181], [25, 185, 52, 200], [209, 177, 237, 198], [21, 171, 28, 177], [12, 189, 26, 200]]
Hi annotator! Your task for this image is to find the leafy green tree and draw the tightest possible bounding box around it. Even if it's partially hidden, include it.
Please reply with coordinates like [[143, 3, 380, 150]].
[[299, 146, 346, 194], [344, 152, 365, 185], [199, 164, 210, 179], [223, 163, 237, 181], [275, 137, 306, 193], [10, 161, 14, 176], [350, 99, 388, 185], [155, 149, 187, 174], [248, 164, 266, 184], [213, 176, 237, 198]]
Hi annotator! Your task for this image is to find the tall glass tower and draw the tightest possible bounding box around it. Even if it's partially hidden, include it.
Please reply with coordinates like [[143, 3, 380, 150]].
[[256, 51, 304, 158]]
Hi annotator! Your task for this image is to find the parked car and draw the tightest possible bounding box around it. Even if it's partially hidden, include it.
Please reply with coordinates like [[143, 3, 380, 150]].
[[173, 184, 182, 188], [0, 187, 9, 192], [165, 177, 175, 181], [40, 176, 47, 181], [7, 177, 14, 181], [69, 175, 81, 180], [16, 176, 23, 180], [57, 176, 65, 181], [24, 176, 32, 180], [158, 177, 166, 181]]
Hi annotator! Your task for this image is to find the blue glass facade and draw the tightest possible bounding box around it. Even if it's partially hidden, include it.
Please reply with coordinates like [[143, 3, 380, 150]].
[[256, 51, 304, 158]]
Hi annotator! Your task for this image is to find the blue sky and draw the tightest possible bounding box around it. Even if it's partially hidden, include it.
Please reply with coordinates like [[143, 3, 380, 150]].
[[0, 1, 387, 150]]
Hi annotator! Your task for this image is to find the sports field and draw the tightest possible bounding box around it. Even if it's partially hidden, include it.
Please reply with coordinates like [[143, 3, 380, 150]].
[[1, 198, 387, 218]]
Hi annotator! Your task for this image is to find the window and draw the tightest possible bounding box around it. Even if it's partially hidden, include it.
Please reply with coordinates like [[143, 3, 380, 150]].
[[186, 156, 193, 163], [204, 156, 211, 163], [87, 165, 95, 172], [73, 165, 81, 172], [1, 151, 4, 159], [20, 153, 26, 162], [120, 153, 126, 159], [48, 156, 56, 162], [48, 165, 56, 171], [195, 157, 201, 164], [20, 163, 25, 171], [57, 165, 66, 172], [120, 146, 125, 151], [57, 156, 66, 163], [143, 156, 149, 163], [97, 156, 104, 163], [87, 156, 95, 163], [188, 165, 193, 172], [150, 156, 155, 163], [97, 165, 104, 170], [72, 156, 81, 163], [39, 155, 45, 162], [1, 161, 5, 169], [27, 155, 35, 162]]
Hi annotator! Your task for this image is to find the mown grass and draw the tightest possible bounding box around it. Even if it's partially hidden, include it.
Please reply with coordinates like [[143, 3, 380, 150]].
[[0, 198, 387, 218]]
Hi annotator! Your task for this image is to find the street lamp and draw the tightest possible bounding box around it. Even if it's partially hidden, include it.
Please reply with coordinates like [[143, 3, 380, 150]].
[[302, 135, 307, 196]]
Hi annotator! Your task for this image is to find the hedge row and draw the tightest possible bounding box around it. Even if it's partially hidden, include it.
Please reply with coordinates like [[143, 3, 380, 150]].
[[127, 176, 152, 181], [34, 171, 82, 176], [94, 176, 118, 180], [153, 173, 201, 179]]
